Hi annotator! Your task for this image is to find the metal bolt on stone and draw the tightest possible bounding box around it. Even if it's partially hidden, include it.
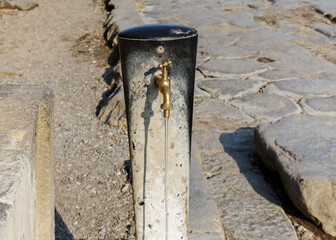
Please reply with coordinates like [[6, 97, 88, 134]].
[[118, 24, 198, 240]]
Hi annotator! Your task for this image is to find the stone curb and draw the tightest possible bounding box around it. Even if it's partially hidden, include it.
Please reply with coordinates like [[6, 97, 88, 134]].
[[0, 85, 54, 240], [190, 143, 225, 240]]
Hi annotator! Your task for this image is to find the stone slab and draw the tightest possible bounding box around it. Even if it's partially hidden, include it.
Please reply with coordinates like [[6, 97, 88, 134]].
[[194, 98, 255, 130], [309, 22, 336, 39], [104, 0, 144, 47], [199, 59, 267, 78], [265, 79, 336, 99], [189, 144, 225, 240], [320, 70, 336, 81], [230, 93, 301, 122], [301, 96, 336, 116], [270, 0, 304, 9], [194, 86, 211, 98], [303, 0, 336, 20], [255, 115, 336, 236], [189, 232, 224, 240], [197, 78, 264, 100], [0, 85, 54, 240], [258, 51, 335, 80], [194, 129, 298, 240], [224, 12, 261, 29], [203, 45, 258, 59], [0, 0, 37, 10]]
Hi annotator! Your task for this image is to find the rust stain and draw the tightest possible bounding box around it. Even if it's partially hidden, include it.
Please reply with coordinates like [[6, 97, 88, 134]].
[[2, 72, 23, 78]]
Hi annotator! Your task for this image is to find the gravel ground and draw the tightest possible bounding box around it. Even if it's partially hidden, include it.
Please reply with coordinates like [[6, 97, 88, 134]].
[[0, 0, 134, 239]]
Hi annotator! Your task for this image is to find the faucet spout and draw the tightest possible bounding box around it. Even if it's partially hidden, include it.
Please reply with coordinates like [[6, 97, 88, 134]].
[[156, 60, 173, 118]]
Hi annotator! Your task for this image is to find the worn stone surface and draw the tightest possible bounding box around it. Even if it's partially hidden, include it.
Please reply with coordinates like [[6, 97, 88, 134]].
[[271, 0, 304, 9], [255, 115, 336, 237], [194, 98, 255, 130], [194, 129, 298, 240], [189, 233, 225, 240], [0, 85, 54, 240], [189, 144, 224, 239], [0, 0, 37, 10], [194, 86, 211, 98], [320, 70, 336, 81], [258, 51, 335, 80], [224, 12, 261, 29], [230, 93, 301, 122], [303, 0, 336, 20], [309, 22, 336, 39], [98, 0, 145, 126], [197, 78, 264, 100], [301, 96, 336, 116], [203, 45, 258, 59], [265, 79, 336, 99], [199, 59, 267, 78]]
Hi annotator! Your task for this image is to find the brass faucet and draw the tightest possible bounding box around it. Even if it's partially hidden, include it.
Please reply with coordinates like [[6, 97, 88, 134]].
[[156, 60, 173, 118]]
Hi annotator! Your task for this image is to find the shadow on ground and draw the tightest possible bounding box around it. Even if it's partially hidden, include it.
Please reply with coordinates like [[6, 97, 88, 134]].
[[55, 208, 75, 240], [218, 128, 281, 206], [219, 128, 336, 240]]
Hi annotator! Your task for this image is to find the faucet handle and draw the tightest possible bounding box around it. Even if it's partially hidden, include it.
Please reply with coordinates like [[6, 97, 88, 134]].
[[158, 60, 172, 69], [158, 60, 172, 81]]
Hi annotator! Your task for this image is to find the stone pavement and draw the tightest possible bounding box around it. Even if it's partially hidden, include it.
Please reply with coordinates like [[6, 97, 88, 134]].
[[105, 0, 336, 239], [0, 0, 37, 10]]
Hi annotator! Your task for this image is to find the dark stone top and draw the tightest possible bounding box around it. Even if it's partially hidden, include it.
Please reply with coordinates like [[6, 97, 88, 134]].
[[118, 24, 198, 41]]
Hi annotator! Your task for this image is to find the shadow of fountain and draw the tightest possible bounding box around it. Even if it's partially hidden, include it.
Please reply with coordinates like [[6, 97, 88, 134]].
[[218, 128, 281, 206], [55, 208, 75, 240], [95, 46, 121, 118]]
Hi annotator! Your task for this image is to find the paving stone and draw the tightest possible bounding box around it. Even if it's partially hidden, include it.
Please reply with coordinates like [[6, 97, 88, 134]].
[[197, 78, 264, 100], [231, 27, 297, 43], [198, 32, 238, 50], [224, 12, 261, 29], [193, 129, 256, 156], [255, 115, 336, 237], [194, 86, 211, 98], [247, 3, 267, 9], [189, 232, 224, 240], [0, 0, 37, 10], [195, 70, 205, 81], [235, 37, 303, 53], [192, 130, 224, 155], [203, 45, 258, 58], [270, 0, 304, 9], [183, 14, 225, 29], [258, 51, 335, 80], [309, 22, 336, 39], [195, 129, 298, 240], [230, 93, 301, 122], [301, 96, 336, 116], [199, 59, 267, 78], [189, 146, 225, 240], [194, 98, 255, 130], [303, 0, 336, 20], [265, 79, 336, 98], [320, 70, 336, 81]]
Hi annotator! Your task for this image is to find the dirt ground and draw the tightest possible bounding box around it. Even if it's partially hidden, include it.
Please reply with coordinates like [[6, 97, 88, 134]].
[[0, 0, 134, 239]]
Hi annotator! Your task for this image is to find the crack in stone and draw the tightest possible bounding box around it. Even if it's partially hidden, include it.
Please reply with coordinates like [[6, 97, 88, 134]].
[[274, 139, 303, 164]]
